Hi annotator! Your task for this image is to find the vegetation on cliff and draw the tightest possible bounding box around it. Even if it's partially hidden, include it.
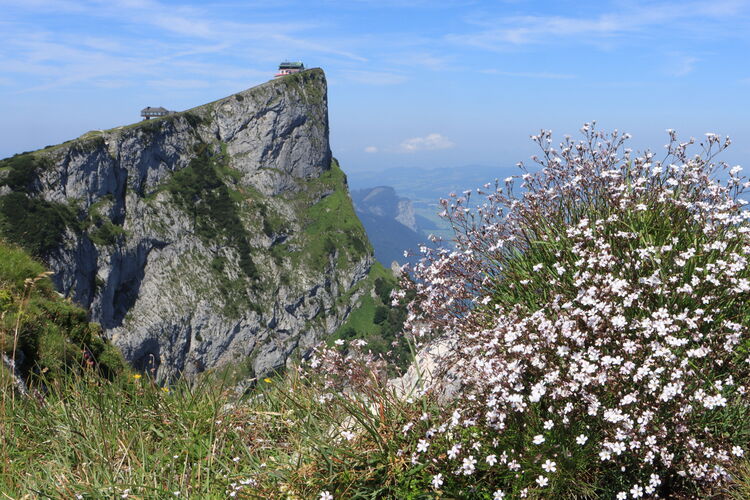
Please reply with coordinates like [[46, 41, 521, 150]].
[[0, 241, 124, 382], [0, 153, 80, 257], [331, 261, 413, 371]]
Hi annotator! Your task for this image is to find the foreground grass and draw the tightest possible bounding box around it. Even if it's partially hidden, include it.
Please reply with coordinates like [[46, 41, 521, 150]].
[[2, 343, 750, 499], [1, 372, 236, 498], [0, 362, 436, 499]]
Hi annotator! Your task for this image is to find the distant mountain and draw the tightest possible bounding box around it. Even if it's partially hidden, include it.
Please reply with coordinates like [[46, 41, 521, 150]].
[[348, 164, 512, 202], [348, 165, 515, 244], [353, 186, 416, 231], [351, 186, 426, 267]]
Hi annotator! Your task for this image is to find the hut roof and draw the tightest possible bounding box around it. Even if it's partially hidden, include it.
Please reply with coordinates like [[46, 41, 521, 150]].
[[141, 106, 169, 113], [278, 61, 304, 70]]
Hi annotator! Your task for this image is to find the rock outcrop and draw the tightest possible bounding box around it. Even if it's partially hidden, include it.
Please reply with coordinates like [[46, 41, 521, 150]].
[[0, 69, 374, 382]]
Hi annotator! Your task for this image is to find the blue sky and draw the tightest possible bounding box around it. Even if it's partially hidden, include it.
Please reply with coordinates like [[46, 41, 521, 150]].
[[1, 0, 749, 176]]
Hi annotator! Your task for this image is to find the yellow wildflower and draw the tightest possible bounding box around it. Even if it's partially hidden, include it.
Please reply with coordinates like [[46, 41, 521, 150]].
[[264, 378, 272, 384], [133, 374, 142, 380]]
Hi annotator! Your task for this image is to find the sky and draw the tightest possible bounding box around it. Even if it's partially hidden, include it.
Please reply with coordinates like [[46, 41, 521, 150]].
[[1, 0, 750, 177]]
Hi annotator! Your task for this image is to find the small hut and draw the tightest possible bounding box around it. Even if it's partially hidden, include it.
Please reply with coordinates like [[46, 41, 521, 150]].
[[141, 106, 171, 120], [275, 61, 305, 78]]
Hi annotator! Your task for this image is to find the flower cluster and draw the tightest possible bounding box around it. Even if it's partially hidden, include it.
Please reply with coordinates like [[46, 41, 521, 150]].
[[401, 125, 750, 497], [305, 338, 389, 396]]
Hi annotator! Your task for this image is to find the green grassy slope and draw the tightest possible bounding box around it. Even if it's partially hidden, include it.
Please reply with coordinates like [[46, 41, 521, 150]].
[[0, 241, 124, 382]]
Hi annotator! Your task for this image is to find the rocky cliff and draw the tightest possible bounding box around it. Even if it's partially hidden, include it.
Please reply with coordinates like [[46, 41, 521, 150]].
[[0, 69, 374, 382]]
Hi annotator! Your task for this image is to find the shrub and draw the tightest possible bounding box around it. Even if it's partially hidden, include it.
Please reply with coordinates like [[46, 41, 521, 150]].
[[0, 152, 49, 193], [167, 144, 259, 282], [89, 219, 125, 246], [374, 277, 393, 303], [373, 305, 389, 324], [398, 125, 750, 498], [0, 193, 79, 257]]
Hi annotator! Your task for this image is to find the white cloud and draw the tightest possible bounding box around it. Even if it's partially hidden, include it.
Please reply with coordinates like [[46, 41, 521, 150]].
[[364, 145, 378, 153], [448, 1, 749, 50], [448, 13, 625, 49], [0, 0, 369, 94], [400, 133, 454, 153], [667, 54, 698, 77]]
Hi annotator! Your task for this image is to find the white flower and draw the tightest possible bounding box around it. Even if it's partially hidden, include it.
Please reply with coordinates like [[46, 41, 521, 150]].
[[611, 315, 627, 328], [493, 490, 505, 500], [320, 491, 333, 500], [486, 454, 498, 466], [543, 419, 554, 430], [617, 493, 627, 500], [732, 446, 744, 457], [576, 434, 588, 445], [417, 439, 429, 453], [334, 339, 345, 345], [532, 434, 545, 445], [341, 430, 356, 441], [448, 443, 461, 459], [462, 455, 477, 475], [431, 473, 444, 489], [536, 475, 549, 487], [630, 484, 643, 498], [542, 459, 557, 473]]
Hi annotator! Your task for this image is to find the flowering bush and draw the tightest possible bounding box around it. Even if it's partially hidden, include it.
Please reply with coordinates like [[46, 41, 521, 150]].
[[400, 125, 750, 498]]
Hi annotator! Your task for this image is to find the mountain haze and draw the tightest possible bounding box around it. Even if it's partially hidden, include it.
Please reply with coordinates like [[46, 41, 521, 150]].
[[351, 186, 426, 266]]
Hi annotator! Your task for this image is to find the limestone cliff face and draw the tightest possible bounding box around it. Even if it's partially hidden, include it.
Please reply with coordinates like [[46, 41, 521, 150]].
[[0, 69, 374, 382]]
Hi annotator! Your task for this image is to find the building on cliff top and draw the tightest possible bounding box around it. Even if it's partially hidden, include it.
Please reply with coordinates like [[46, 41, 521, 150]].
[[275, 61, 305, 77], [141, 106, 172, 120]]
